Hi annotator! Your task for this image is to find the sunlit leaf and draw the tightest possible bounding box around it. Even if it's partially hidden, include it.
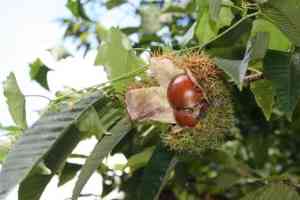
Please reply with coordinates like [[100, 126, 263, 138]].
[[141, 5, 161, 34], [252, 18, 292, 51], [196, 9, 218, 44], [3, 73, 27, 129], [95, 28, 145, 91], [196, 4, 234, 45], [209, 0, 222, 22]]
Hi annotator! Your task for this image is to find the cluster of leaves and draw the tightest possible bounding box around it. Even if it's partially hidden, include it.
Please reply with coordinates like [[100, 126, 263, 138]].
[[1, 0, 300, 200]]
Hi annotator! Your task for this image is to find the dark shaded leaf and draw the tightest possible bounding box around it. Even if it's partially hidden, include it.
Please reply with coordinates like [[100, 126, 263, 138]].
[[105, 0, 126, 9], [29, 58, 51, 90], [0, 92, 104, 200], [19, 125, 82, 200], [264, 50, 300, 119], [18, 173, 51, 200], [215, 32, 268, 88], [251, 80, 275, 120], [241, 183, 300, 200], [72, 117, 132, 200], [66, 0, 91, 21], [58, 163, 81, 186], [127, 146, 155, 173], [260, 0, 300, 46], [138, 143, 177, 200]]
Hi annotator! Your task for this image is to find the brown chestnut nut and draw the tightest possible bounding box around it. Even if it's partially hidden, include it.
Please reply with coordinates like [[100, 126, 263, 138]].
[[167, 74, 204, 110], [173, 109, 198, 127]]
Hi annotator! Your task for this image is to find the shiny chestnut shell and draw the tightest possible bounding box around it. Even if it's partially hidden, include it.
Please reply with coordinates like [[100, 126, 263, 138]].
[[167, 74, 204, 110], [173, 109, 198, 127]]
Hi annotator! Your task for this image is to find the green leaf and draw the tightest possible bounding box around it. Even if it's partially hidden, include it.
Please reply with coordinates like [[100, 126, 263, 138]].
[[96, 23, 109, 41], [19, 143, 81, 200], [218, 5, 234, 28], [209, 0, 222, 22], [47, 46, 71, 61], [95, 28, 145, 91], [250, 32, 270, 61], [66, 0, 90, 21], [58, 163, 81, 186], [3, 73, 27, 129], [196, 4, 234, 45], [105, 0, 125, 9], [260, 0, 300, 46], [241, 183, 300, 200], [0, 138, 13, 163], [77, 107, 107, 139], [215, 32, 268, 88], [140, 5, 161, 34], [138, 143, 177, 200], [179, 22, 196, 46], [213, 169, 241, 192], [251, 80, 275, 120], [127, 146, 155, 173], [252, 18, 292, 51], [264, 50, 300, 120], [196, 9, 218, 44], [215, 58, 243, 87], [29, 58, 51, 90], [207, 19, 252, 59], [72, 117, 132, 200], [18, 173, 51, 200], [0, 92, 104, 200]]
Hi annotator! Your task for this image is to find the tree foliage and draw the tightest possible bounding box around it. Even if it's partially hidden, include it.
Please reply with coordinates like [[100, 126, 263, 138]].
[[1, 0, 300, 200]]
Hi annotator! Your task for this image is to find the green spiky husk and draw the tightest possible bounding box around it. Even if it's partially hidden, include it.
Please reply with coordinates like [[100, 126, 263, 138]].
[[160, 54, 235, 155]]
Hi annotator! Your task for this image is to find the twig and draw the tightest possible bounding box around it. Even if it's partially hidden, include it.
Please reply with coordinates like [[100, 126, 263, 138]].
[[176, 12, 260, 53], [64, 193, 101, 200], [25, 95, 52, 101], [244, 73, 264, 83]]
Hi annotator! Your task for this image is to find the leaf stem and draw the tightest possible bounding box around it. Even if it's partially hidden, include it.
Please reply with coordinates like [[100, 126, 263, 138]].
[[24, 95, 52, 101], [177, 12, 259, 53], [51, 65, 149, 103], [92, 64, 149, 89], [222, 3, 244, 12]]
